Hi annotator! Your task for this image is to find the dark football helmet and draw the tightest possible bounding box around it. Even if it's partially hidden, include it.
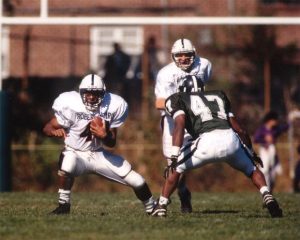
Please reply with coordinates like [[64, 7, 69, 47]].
[[178, 75, 204, 93]]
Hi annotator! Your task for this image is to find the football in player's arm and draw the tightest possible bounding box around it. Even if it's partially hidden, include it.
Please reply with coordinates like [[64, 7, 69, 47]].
[[43, 74, 155, 215], [151, 76, 282, 218]]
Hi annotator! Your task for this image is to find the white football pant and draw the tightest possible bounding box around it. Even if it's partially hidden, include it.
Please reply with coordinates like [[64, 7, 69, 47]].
[[60, 146, 144, 188], [176, 128, 256, 177]]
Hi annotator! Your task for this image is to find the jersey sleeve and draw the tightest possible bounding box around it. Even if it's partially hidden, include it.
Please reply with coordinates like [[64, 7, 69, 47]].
[[109, 98, 128, 128], [52, 93, 76, 128], [165, 94, 186, 119], [154, 66, 177, 99], [193, 57, 212, 84], [220, 91, 232, 114], [220, 91, 236, 118], [202, 59, 212, 83]]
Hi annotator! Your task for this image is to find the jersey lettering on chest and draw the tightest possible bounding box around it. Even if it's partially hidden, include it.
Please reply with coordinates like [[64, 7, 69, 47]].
[[99, 111, 112, 120], [75, 111, 112, 122], [75, 112, 93, 121]]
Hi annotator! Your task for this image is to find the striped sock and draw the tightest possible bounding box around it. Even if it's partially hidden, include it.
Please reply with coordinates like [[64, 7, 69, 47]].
[[262, 191, 274, 205], [58, 189, 71, 204], [143, 196, 155, 213]]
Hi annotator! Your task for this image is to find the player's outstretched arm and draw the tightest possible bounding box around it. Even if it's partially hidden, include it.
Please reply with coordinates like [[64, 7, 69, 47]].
[[164, 114, 185, 178], [229, 116, 263, 168], [229, 116, 252, 149], [173, 114, 185, 148], [155, 98, 166, 110], [43, 117, 66, 138]]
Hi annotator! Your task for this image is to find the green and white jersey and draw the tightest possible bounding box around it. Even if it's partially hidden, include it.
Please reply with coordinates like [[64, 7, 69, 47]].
[[165, 90, 231, 139]]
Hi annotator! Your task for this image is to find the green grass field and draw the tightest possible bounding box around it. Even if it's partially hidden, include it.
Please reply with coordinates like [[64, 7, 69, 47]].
[[0, 192, 299, 240]]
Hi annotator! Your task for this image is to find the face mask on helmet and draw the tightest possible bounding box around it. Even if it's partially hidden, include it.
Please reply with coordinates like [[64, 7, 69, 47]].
[[79, 74, 106, 112], [171, 38, 196, 71], [178, 75, 204, 93]]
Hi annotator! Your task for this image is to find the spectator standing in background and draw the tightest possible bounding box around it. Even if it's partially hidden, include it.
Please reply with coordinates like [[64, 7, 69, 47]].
[[254, 111, 289, 193], [104, 43, 131, 96], [132, 36, 161, 115]]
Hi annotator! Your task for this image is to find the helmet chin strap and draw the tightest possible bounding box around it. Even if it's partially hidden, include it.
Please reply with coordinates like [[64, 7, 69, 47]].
[[80, 88, 106, 112], [85, 103, 97, 112]]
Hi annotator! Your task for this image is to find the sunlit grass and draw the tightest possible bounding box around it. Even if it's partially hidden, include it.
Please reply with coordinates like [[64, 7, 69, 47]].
[[0, 192, 299, 240]]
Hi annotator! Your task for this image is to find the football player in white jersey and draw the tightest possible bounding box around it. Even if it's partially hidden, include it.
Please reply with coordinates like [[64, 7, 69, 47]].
[[154, 38, 212, 213], [43, 74, 155, 215], [152, 76, 283, 218]]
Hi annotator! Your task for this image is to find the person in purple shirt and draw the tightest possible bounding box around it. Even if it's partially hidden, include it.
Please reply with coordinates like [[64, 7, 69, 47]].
[[254, 111, 289, 193]]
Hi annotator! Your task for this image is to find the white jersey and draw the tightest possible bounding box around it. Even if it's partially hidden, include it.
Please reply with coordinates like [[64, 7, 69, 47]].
[[52, 91, 128, 151], [155, 56, 212, 116]]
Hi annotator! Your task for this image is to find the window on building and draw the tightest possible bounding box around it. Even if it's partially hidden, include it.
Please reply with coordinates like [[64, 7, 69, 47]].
[[198, 28, 213, 46], [90, 26, 143, 78], [1, 27, 10, 79]]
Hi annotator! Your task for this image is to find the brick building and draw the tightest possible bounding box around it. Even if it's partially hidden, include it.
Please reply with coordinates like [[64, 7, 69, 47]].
[[1, 0, 299, 134], [0, 0, 299, 122], [2, 0, 299, 79], [2, 0, 300, 192]]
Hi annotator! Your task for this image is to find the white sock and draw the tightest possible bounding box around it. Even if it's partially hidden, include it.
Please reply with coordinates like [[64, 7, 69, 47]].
[[58, 189, 71, 204], [259, 186, 269, 195], [159, 196, 169, 205]]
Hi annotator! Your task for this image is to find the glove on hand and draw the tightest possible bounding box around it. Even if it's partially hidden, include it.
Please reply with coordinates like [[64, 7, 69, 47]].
[[252, 152, 264, 168]]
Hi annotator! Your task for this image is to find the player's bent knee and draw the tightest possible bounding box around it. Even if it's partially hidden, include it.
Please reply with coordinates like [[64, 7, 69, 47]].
[[123, 170, 145, 189]]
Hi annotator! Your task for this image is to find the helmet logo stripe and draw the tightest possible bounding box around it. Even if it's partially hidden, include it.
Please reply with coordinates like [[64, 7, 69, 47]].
[[91, 74, 94, 85]]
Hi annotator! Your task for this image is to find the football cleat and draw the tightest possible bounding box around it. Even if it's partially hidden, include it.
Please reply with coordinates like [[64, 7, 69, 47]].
[[50, 203, 71, 215], [151, 203, 167, 217], [144, 198, 156, 215], [178, 189, 192, 213], [262, 192, 283, 218]]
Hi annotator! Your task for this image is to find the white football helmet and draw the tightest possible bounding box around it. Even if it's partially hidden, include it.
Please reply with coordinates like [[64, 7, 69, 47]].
[[79, 74, 106, 111], [171, 38, 196, 71]]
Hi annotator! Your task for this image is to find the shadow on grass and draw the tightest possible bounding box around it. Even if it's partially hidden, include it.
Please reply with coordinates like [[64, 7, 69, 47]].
[[198, 209, 268, 218], [201, 210, 239, 214]]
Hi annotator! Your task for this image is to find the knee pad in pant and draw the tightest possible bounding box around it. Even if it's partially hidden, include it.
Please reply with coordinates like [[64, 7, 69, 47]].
[[123, 170, 145, 189]]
